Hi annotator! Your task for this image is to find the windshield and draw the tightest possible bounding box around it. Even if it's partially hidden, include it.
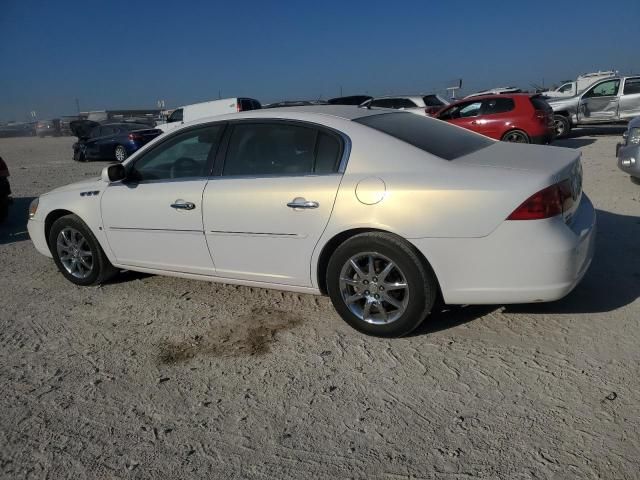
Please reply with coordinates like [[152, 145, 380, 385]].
[[354, 112, 493, 160]]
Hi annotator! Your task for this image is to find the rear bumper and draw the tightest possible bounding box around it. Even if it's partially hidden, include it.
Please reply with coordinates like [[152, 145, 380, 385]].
[[27, 219, 53, 258], [616, 143, 640, 178], [410, 194, 596, 305]]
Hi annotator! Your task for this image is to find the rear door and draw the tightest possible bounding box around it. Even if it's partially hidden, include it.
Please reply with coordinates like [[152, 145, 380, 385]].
[[202, 120, 346, 286], [618, 77, 640, 120], [578, 79, 621, 123], [477, 97, 516, 139]]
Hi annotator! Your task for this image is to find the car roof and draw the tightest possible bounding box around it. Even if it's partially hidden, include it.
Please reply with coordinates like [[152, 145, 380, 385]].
[[449, 93, 533, 104], [215, 105, 390, 121]]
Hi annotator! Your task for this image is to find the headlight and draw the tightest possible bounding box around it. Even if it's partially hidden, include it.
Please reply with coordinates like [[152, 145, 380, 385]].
[[629, 127, 640, 145], [28, 197, 39, 219]]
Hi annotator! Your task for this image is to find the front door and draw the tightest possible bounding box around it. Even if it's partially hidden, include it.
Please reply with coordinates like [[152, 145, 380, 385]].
[[619, 77, 640, 120], [578, 79, 621, 123], [202, 121, 345, 287], [437, 101, 489, 137], [101, 124, 225, 275]]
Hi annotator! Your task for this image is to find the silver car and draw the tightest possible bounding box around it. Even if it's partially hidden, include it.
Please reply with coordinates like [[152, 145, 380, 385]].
[[616, 116, 640, 182]]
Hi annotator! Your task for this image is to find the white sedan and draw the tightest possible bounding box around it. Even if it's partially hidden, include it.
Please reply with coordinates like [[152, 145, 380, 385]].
[[27, 106, 596, 337]]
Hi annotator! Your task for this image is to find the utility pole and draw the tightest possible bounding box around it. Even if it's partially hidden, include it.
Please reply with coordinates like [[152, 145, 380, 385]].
[[75, 98, 80, 114], [340, 85, 343, 97]]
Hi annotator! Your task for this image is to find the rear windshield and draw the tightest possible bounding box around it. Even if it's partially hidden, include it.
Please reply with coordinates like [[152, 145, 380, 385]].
[[423, 95, 445, 107], [529, 96, 551, 111], [354, 112, 493, 160]]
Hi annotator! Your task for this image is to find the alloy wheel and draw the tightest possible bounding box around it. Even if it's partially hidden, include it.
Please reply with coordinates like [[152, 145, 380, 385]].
[[115, 146, 127, 162], [503, 131, 528, 143], [56, 227, 94, 279], [338, 252, 409, 325]]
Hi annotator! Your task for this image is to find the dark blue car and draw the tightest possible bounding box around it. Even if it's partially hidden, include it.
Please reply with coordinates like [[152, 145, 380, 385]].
[[70, 121, 162, 162]]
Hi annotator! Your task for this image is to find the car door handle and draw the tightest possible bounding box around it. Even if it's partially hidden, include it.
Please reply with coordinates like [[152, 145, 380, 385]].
[[287, 197, 319, 209], [171, 200, 196, 210]]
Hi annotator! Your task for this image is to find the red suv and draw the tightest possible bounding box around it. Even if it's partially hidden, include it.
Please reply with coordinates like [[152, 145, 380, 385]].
[[434, 94, 554, 144]]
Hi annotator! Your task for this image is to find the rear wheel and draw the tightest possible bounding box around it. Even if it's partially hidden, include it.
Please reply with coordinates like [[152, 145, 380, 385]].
[[114, 145, 128, 162], [501, 129, 530, 143], [0, 194, 8, 223], [553, 115, 571, 139], [48, 214, 118, 286], [326, 232, 438, 337]]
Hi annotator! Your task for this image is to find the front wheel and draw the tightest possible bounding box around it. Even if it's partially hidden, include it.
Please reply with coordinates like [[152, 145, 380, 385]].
[[114, 145, 128, 162], [326, 232, 438, 337], [501, 129, 530, 143], [553, 115, 571, 139], [48, 214, 118, 286]]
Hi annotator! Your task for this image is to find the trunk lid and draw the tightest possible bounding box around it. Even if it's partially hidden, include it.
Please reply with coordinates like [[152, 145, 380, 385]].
[[70, 120, 99, 140], [457, 142, 583, 223]]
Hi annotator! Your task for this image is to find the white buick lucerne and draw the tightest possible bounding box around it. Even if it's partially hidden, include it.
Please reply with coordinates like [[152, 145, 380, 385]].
[[27, 106, 596, 336]]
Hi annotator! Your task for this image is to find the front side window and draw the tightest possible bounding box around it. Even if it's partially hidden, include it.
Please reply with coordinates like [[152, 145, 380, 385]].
[[584, 79, 620, 98], [438, 101, 482, 120], [129, 125, 223, 181], [222, 123, 342, 176], [623, 78, 640, 95], [558, 83, 573, 93]]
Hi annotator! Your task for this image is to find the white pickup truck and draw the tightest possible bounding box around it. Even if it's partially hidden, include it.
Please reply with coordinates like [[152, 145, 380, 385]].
[[548, 76, 640, 138], [157, 98, 261, 132], [543, 71, 616, 98]]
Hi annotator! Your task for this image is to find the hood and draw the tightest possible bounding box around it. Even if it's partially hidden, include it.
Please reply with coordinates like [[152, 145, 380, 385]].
[[628, 116, 640, 129], [43, 177, 103, 196], [69, 120, 99, 140]]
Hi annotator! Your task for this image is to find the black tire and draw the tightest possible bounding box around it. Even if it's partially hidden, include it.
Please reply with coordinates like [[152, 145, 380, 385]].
[[114, 145, 128, 162], [326, 232, 438, 337], [48, 214, 118, 286], [501, 129, 530, 143], [553, 115, 571, 139], [0, 195, 8, 223]]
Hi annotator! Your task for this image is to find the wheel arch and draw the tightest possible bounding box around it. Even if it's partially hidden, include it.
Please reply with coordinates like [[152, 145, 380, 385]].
[[315, 227, 443, 300]]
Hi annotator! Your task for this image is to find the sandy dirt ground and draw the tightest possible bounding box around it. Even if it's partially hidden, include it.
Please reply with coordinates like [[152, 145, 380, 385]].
[[1, 129, 639, 479]]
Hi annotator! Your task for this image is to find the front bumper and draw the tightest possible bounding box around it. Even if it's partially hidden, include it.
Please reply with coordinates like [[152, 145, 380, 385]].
[[27, 218, 53, 258], [616, 143, 640, 178], [410, 194, 596, 305]]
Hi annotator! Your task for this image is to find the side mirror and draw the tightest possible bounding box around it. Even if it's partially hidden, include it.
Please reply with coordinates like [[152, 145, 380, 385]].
[[101, 163, 126, 183]]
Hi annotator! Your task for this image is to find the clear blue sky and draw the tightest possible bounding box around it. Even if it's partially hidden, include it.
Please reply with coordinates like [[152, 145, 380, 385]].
[[1, 0, 638, 122]]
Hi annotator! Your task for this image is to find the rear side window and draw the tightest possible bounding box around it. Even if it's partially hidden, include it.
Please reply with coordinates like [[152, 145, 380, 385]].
[[423, 95, 445, 107], [395, 98, 418, 109], [168, 109, 183, 122], [370, 99, 395, 109], [623, 78, 640, 95], [222, 123, 343, 176], [482, 98, 515, 115], [529, 96, 551, 111], [355, 112, 493, 160]]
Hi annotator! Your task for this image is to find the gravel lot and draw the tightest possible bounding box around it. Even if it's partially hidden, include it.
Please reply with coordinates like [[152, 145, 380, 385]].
[[1, 129, 639, 479]]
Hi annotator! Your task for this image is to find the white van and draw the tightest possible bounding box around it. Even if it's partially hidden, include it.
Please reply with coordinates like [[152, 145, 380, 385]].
[[158, 97, 261, 131]]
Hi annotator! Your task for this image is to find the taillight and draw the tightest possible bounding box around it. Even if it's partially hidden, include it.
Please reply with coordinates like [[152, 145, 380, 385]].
[[128, 133, 143, 141], [237, 102, 242, 112], [534, 110, 546, 121], [507, 180, 574, 220]]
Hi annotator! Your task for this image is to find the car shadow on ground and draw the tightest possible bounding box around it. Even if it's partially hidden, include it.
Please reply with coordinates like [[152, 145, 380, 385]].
[[551, 138, 597, 149], [414, 208, 640, 335], [0, 197, 36, 245]]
